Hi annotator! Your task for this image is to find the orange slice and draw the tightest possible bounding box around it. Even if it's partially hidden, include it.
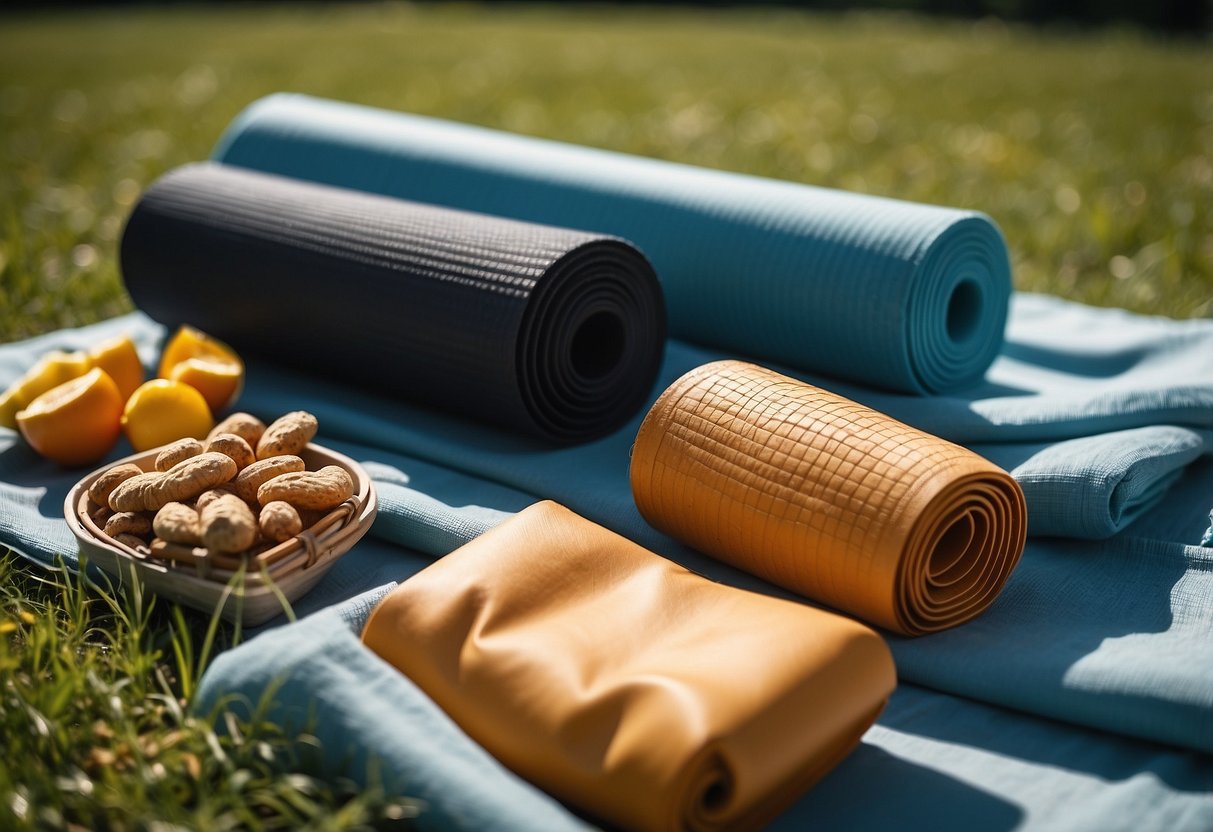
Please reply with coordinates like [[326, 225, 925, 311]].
[[121, 379, 215, 452], [16, 368, 124, 467], [158, 326, 244, 414], [167, 357, 244, 417], [0, 350, 92, 429], [88, 335, 145, 403]]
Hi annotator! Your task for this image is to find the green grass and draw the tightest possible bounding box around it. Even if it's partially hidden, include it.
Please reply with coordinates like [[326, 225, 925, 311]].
[[0, 551, 420, 830], [0, 2, 1210, 828], [0, 3, 1210, 345]]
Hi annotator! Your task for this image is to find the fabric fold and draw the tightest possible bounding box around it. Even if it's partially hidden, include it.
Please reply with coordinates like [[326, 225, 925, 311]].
[[975, 426, 1213, 539], [119, 162, 665, 443], [213, 93, 1011, 394], [361, 501, 896, 832], [630, 360, 1027, 635]]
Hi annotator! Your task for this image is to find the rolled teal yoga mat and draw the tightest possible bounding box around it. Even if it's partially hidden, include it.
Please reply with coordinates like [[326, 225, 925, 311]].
[[213, 94, 1012, 395]]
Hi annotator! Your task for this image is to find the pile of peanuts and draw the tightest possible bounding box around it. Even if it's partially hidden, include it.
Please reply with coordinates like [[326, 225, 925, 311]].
[[84, 410, 354, 565]]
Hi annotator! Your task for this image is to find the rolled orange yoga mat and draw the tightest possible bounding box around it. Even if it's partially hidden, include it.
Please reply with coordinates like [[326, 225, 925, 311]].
[[631, 361, 1028, 636], [362, 501, 896, 832]]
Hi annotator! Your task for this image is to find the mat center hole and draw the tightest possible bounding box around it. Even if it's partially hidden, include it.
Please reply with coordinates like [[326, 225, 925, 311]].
[[571, 311, 625, 379], [946, 279, 982, 344], [699, 775, 732, 815], [930, 512, 976, 583]]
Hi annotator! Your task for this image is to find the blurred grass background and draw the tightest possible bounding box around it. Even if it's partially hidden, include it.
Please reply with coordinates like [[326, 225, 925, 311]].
[[1, 2, 1210, 345]]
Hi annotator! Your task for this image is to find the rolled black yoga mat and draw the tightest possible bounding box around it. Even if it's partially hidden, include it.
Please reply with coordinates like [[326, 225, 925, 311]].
[[120, 163, 666, 443]]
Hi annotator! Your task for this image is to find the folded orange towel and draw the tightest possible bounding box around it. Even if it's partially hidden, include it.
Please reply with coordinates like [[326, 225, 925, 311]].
[[631, 360, 1027, 635], [363, 500, 895, 832]]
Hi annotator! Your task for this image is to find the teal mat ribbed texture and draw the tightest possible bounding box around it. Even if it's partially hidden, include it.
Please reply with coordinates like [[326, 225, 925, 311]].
[[213, 94, 1012, 395]]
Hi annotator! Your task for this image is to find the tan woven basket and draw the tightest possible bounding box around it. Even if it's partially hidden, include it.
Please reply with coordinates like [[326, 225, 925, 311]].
[[65, 442, 377, 626]]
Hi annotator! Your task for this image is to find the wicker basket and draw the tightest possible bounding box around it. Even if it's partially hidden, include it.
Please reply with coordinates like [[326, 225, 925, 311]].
[[65, 442, 377, 626]]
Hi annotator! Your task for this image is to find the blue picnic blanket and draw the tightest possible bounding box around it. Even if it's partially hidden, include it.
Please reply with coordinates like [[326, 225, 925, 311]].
[[2, 292, 1212, 829]]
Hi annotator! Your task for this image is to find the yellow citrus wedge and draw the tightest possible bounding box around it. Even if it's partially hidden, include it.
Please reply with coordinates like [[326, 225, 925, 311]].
[[16, 367, 124, 467], [0, 350, 92, 429], [158, 325, 244, 414], [0, 388, 20, 430], [167, 357, 244, 417], [88, 335, 145, 403], [121, 379, 215, 452]]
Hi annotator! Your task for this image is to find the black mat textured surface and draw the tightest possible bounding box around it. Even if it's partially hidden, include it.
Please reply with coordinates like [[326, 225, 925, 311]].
[[120, 163, 666, 442]]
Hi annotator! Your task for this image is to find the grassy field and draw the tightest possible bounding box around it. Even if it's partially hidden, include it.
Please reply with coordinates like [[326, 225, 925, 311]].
[[2, 3, 1212, 343], [0, 553, 418, 829], [0, 2, 1210, 828]]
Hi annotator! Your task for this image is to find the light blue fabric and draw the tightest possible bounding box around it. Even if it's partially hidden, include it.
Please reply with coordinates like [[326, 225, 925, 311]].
[[193, 542, 1213, 832], [212, 93, 1012, 396], [800, 683, 1213, 832], [4, 294, 1213, 828], [193, 587, 590, 832], [973, 426, 1213, 539]]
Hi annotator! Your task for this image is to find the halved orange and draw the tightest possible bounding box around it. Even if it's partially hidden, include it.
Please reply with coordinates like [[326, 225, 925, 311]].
[[16, 368, 124, 467], [0, 350, 92, 429], [158, 326, 244, 414], [88, 335, 145, 402], [167, 357, 243, 417], [121, 379, 215, 452]]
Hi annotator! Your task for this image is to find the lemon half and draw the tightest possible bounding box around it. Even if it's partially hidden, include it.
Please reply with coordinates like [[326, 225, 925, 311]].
[[121, 378, 215, 452]]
